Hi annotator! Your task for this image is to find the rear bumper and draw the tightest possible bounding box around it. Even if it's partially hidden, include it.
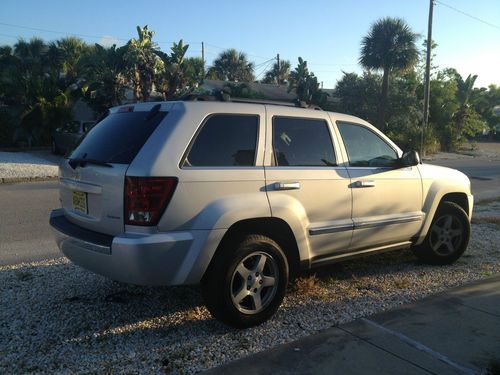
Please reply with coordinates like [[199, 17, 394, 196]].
[[50, 209, 223, 286]]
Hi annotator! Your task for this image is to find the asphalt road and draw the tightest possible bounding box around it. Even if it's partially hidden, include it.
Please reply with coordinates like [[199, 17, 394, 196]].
[[427, 159, 500, 200], [0, 159, 499, 266], [0, 181, 60, 266]]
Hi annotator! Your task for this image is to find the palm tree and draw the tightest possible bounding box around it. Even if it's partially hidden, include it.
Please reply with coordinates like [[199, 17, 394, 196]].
[[154, 40, 203, 99], [360, 17, 418, 130], [125, 25, 161, 101], [53, 36, 89, 85], [81, 43, 128, 113], [453, 73, 482, 143], [262, 60, 291, 84], [207, 49, 254, 82]]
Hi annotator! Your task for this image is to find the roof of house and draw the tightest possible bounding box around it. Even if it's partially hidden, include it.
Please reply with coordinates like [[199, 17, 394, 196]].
[[201, 80, 338, 103]]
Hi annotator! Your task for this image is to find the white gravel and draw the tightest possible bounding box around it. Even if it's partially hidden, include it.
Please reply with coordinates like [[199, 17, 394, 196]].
[[0, 202, 499, 374], [0, 152, 58, 179]]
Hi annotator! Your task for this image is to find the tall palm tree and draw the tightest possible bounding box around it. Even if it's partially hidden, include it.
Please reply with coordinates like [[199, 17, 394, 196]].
[[360, 17, 418, 130], [53, 36, 89, 85], [262, 60, 291, 84], [125, 25, 161, 101], [207, 49, 254, 82]]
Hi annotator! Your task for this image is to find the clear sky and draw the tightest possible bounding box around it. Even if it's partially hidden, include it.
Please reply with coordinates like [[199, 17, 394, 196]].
[[0, 0, 499, 88]]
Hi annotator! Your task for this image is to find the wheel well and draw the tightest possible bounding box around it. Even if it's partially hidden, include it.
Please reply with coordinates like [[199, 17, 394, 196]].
[[206, 217, 301, 279], [440, 193, 469, 216]]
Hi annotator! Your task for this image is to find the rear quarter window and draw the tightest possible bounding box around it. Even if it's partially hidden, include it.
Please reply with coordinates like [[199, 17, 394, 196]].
[[183, 114, 259, 167], [68, 111, 167, 164]]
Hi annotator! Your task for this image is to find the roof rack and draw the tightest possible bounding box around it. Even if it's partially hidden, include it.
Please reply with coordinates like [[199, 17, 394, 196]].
[[179, 93, 322, 110]]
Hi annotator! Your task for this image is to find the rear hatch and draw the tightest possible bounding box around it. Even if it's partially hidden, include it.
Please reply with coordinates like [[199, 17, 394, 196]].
[[59, 105, 168, 236]]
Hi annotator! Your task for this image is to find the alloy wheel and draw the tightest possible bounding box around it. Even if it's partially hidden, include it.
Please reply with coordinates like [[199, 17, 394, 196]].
[[429, 214, 463, 256], [230, 251, 279, 315]]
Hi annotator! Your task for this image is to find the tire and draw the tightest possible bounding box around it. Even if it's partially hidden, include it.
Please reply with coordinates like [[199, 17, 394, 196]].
[[412, 201, 470, 265], [202, 234, 289, 328]]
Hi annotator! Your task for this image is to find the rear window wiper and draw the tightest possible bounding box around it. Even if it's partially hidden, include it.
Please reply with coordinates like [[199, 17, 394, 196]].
[[68, 158, 113, 169]]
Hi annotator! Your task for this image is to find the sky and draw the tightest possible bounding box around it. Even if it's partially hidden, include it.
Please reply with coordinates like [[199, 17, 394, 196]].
[[0, 0, 499, 88]]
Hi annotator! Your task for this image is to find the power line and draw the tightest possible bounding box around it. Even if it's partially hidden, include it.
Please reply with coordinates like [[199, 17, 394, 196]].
[[0, 21, 197, 45], [204, 42, 274, 60], [435, 0, 500, 31], [254, 57, 276, 69], [255, 59, 275, 80]]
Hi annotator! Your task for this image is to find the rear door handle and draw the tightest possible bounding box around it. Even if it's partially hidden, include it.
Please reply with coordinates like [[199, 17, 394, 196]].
[[353, 180, 376, 188], [274, 182, 301, 190]]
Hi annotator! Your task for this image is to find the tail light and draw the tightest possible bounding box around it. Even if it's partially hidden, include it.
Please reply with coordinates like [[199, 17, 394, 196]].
[[124, 177, 178, 226]]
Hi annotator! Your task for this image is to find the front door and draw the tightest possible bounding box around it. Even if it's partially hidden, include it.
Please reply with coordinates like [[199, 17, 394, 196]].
[[264, 108, 353, 260], [336, 121, 424, 250]]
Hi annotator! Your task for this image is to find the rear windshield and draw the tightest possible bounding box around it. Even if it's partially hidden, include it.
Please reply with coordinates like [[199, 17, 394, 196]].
[[68, 111, 167, 164]]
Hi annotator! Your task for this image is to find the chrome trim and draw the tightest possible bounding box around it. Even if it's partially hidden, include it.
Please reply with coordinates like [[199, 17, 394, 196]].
[[59, 177, 102, 194], [309, 213, 424, 236], [354, 214, 424, 230], [309, 223, 354, 235], [274, 182, 301, 190], [311, 241, 412, 266]]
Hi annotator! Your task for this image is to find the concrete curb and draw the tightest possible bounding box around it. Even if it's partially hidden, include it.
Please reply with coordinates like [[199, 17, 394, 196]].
[[0, 176, 58, 184]]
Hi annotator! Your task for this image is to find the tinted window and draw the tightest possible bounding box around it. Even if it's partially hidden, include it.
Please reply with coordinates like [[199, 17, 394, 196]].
[[185, 114, 258, 167], [68, 111, 167, 164], [273, 117, 336, 167], [337, 122, 398, 167]]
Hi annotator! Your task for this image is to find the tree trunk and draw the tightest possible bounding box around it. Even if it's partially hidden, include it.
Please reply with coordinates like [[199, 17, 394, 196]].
[[377, 67, 390, 131]]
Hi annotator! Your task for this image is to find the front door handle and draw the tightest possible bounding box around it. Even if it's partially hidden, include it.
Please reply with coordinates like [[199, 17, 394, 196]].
[[353, 180, 376, 188], [274, 182, 301, 190]]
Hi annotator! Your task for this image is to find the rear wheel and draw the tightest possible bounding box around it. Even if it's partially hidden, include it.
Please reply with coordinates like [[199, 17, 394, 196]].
[[412, 201, 470, 265], [202, 234, 289, 328]]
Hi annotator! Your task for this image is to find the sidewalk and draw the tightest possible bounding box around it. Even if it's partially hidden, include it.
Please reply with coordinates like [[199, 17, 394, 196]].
[[206, 275, 500, 375]]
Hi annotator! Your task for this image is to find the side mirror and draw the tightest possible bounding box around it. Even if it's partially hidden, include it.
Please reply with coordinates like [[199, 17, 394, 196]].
[[399, 150, 421, 167]]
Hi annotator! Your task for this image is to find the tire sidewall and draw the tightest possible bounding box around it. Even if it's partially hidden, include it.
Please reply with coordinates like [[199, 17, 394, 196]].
[[423, 202, 470, 264], [206, 236, 289, 328]]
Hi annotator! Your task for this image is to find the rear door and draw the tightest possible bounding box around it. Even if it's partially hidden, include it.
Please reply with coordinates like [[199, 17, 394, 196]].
[[264, 107, 353, 259], [59, 105, 168, 236], [335, 120, 423, 250]]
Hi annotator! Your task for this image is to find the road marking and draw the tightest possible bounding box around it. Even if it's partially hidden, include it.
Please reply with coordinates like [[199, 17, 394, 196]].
[[361, 318, 479, 375]]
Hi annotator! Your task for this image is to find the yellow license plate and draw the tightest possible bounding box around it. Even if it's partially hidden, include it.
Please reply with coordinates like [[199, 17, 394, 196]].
[[72, 191, 88, 214]]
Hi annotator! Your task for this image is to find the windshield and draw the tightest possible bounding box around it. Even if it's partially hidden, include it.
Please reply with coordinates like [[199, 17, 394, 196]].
[[68, 111, 167, 164]]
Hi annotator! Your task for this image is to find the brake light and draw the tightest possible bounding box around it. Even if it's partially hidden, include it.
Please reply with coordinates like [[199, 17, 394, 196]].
[[118, 106, 134, 113], [124, 177, 178, 226]]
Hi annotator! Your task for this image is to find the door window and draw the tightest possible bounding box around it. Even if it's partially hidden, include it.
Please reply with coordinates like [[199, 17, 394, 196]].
[[272, 117, 336, 167], [184, 114, 259, 167], [337, 122, 398, 167]]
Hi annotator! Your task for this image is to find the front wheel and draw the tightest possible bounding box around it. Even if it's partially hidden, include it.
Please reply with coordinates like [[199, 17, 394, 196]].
[[412, 201, 470, 265], [202, 235, 289, 328]]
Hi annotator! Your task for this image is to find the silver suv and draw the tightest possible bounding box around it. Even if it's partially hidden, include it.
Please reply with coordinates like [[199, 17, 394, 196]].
[[50, 100, 473, 328]]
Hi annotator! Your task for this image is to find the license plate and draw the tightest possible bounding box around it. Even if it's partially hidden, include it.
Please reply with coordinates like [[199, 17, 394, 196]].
[[72, 191, 88, 214]]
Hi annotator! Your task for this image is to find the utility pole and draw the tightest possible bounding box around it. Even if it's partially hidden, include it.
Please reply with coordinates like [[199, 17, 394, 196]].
[[201, 42, 205, 66], [421, 0, 434, 156], [276, 53, 280, 84]]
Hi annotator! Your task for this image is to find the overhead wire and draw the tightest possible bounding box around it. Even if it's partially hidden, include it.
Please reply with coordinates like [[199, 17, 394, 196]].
[[435, 0, 500, 31]]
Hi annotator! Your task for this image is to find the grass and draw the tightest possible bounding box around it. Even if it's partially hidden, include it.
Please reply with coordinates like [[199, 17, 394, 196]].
[[292, 274, 330, 300]]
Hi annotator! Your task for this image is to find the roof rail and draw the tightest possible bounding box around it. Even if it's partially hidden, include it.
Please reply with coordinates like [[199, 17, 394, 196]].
[[179, 93, 322, 110]]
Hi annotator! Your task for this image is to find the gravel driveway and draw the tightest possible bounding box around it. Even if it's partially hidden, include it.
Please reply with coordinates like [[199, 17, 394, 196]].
[[1, 201, 499, 374], [0, 151, 59, 180]]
